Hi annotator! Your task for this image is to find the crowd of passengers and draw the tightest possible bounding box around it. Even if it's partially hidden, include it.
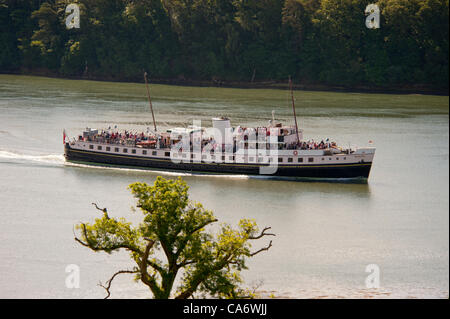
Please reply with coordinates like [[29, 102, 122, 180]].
[[79, 131, 153, 146], [296, 140, 337, 150], [79, 130, 338, 151]]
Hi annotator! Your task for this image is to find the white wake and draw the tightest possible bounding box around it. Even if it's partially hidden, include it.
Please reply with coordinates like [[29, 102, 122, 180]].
[[64, 160, 250, 179], [0, 149, 250, 180], [0, 150, 65, 165]]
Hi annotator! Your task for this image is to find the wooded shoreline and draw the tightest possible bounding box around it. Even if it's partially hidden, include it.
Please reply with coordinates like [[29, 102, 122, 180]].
[[1, 1, 448, 97]]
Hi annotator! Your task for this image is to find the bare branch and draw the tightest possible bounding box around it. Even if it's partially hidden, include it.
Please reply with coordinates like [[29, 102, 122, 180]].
[[74, 223, 92, 248], [248, 227, 276, 240], [98, 270, 137, 299], [92, 202, 108, 214], [177, 259, 196, 268], [74, 236, 90, 248], [74, 223, 141, 254], [251, 279, 264, 295], [92, 203, 109, 219], [249, 240, 273, 257], [190, 219, 218, 234]]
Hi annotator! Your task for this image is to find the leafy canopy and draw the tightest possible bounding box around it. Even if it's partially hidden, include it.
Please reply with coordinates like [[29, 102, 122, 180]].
[[1, 0, 448, 89], [75, 176, 274, 299]]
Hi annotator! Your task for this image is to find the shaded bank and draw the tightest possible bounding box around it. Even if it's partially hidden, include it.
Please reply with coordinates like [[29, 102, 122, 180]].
[[2, 70, 448, 96]]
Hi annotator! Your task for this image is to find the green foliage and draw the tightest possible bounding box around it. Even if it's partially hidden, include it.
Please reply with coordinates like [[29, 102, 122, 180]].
[[75, 176, 274, 299], [0, 0, 448, 90]]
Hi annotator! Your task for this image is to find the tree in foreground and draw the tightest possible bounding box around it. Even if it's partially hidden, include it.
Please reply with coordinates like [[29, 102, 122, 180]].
[[75, 176, 275, 299]]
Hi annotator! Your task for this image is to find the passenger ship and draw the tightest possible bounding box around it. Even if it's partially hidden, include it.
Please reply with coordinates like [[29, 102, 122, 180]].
[[64, 118, 375, 179], [64, 76, 375, 180]]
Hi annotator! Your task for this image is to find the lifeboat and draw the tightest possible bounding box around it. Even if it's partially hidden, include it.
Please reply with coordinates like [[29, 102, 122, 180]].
[[136, 140, 157, 148]]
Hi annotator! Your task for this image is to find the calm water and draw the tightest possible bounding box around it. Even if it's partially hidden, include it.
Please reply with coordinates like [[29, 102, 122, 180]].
[[0, 74, 448, 299]]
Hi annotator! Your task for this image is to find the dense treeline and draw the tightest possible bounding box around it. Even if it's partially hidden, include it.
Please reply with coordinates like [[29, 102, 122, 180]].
[[0, 0, 448, 91]]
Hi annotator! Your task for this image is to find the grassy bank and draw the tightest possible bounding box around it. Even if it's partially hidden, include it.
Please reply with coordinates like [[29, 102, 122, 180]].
[[2, 70, 448, 96]]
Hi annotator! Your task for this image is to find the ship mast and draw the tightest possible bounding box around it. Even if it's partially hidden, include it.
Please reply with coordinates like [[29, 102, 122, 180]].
[[289, 76, 300, 145], [144, 72, 157, 132]]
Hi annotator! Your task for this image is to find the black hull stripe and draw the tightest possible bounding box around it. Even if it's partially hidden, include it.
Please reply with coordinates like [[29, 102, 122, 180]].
[[66, 148, 372, 169]]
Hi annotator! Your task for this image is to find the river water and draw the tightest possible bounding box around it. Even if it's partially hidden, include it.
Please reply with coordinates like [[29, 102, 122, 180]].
[[0, 74, 448, 299]]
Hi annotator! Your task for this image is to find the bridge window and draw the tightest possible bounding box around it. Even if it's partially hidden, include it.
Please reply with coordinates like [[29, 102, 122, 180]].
[[298, 158, 303, 163], [106, 147, 111, 152], [165, 152, 170, 157], [152, 151, 157, 156], [89, 145, 94, 150], [308, 158, 314, 163], [288, 158, 293, 163], [115, 148, 119, 152], [97, 146, 102, 151], [142, 150, 147, 155], [132, 149, 136, 154]]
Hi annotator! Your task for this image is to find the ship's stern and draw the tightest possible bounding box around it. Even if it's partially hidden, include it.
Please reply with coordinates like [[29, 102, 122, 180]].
[[64, 142, 71, 160]]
